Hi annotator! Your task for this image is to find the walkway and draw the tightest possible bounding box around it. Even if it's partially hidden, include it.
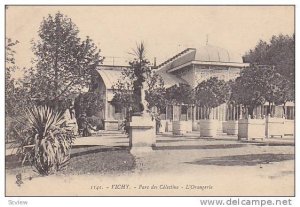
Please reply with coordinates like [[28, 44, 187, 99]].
[[5, 130, 294, 156]]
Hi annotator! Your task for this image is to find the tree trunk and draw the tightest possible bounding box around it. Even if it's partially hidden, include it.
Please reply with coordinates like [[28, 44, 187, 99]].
[[206, 107, 211, 120], [267, 101, 271, 115], [248, 106, 254, 118], [282, 103, 286, 118]]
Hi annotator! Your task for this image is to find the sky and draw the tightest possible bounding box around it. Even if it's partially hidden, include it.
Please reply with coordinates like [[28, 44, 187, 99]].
[[6, 6, 294, 78]]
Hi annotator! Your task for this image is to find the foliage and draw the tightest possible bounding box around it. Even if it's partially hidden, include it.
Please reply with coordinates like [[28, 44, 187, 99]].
[[112, 42, 167, 134], [243, 34, 295, 82], [112, 65, 167, 122], [17, 106, 74, 175], [273, 76, 294, 106], [145, 70, 166, 113], [112, 42, 166, 115], [242, 35, 295, 117], [74, 92, 104, 135], [5, 39, 35, 143], [273, 76, 294, 117], [74, 92, 104, 118], [262, 67, 290, 110], [194, 77, 230, 119], [111, 67, 135, 114], [5, 38, 19, 117], [30, 12, 104, 106], [128, 42, 152, 113], [231, 66, 294, 117], [231, 66, 266, 116], [165, 83, 193, 105]]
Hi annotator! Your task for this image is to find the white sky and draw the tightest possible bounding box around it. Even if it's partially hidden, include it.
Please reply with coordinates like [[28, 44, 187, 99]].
[[6, 6, 294, 77]]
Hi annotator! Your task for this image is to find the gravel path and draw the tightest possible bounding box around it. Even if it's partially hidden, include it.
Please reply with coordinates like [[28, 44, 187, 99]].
[[6, 132, 294, 196]]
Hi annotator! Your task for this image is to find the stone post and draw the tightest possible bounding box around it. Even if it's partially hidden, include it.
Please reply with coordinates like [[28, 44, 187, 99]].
[[128, 78, 155, 154]]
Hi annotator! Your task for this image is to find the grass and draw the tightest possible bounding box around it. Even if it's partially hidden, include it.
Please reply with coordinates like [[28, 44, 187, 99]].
[[6, 145, 136, 177], [61, 146, 136, 175]]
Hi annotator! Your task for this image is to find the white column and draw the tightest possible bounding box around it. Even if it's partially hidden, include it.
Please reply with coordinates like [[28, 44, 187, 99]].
[[233, 105, 236, 121]]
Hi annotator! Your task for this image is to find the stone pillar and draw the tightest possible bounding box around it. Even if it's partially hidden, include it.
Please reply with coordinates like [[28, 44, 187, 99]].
[[128, 81, 155, 154], [128, 113, 155, 154]]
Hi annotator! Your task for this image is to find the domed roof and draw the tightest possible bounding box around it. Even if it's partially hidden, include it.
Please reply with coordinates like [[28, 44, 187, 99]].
[[194, 45, 243, 63]]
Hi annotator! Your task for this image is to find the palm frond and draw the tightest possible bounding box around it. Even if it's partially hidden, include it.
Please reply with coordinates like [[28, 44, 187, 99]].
[[18, 105, 75, 175]]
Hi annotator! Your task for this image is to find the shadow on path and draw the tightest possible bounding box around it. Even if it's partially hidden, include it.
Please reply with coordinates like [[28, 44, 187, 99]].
[[186, 153, 294, 166], [64, 146, 135, 175], [153, 144, 246, 151], [71, 145, 130, 158]]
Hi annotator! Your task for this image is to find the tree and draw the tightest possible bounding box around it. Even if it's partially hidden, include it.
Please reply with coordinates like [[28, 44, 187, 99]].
[[273, 76, 294, 117], [5, 38, 19, 116], [112, 67, 135, 116], [262, 66, 294, 115], [112, 42, 167, 134], [164, 83, 193, 121], [194, 77, 230, 119], [112, 42, 157, 115], [74, 92, 104, 118], [231, 65, 293, 118], [145, 71, 166, 114], [231, 66, 267, 117], [243, 34, 295, 82], [31, 12, 104, 110], [165, 83, 193, 106], [243, 35, 295, 117], [113, 66, 166, 112]]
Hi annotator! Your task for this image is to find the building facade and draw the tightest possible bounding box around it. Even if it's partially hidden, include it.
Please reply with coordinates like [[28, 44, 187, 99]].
[[155, 45, 249, 131], [93, 45, 294, 131], [91, 65, 128, 130]]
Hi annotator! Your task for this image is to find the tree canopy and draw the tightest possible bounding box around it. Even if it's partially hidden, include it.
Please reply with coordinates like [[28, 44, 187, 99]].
[[112, 42, 166, 116], [230, 65, 293, 117], [243, 34, 295, 82], [145, 71, 166, 113], [5, 38, 19, 116], [165, 83, 193, 105], [195, 77, 230, 108], [30, 12, 104, 107]]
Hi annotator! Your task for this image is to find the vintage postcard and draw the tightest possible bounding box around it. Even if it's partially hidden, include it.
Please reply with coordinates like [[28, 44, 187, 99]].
[[5, 5, 295, 196]]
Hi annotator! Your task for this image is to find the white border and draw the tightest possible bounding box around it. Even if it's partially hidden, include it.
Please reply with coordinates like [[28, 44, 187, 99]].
[[0, 1, 298, 207]]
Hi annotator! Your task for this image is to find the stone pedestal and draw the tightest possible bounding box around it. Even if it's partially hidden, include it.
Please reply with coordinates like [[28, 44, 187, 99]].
[[172, 121, 186, 135], [199, 119, 218, 137], [265, 116, 285, 138], [238, 117, 265, 140], [172, 120, 193, 135], [128, 114, 155, 154], [226, 120, 239, 135]]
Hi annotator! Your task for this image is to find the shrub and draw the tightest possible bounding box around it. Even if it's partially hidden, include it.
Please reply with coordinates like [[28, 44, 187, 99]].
[[17, 105, 75, 175]]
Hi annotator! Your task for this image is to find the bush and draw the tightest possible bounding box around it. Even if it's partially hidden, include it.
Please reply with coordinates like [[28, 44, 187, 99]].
[[17, 105, 75, 175]]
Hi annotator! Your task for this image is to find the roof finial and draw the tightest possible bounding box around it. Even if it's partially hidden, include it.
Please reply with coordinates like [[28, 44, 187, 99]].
[[206, 34, 209, 46]]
